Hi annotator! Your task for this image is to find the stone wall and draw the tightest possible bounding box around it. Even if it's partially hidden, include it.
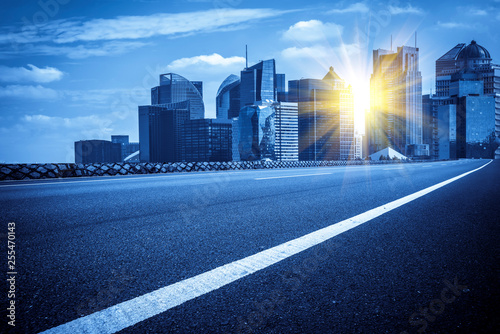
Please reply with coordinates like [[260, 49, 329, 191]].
[[0, 160, 420, 181]]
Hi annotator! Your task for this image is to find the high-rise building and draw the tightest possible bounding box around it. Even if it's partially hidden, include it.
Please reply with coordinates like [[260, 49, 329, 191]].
[[432, 41, 500, 159], [290, 67, 355, 161], [74, 140, 121, 164], [368, 45, 425, 157], [240, 59, 276, 109], [181, 119, 233, 162], [238, 104, 275, 161], [151, 73, 205, 119], [275, 102, 299, 161], [138, 101, 190, 163], [216, 74, 241, 119], [437, 72, 496, 159]]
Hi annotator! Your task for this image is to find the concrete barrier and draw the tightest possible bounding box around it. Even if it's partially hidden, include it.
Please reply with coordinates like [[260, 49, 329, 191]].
[[0, 160, 418, 181]]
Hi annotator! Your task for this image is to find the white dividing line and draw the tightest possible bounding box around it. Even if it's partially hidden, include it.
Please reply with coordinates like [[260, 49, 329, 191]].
[[255, 172, 332, 180], [422, 165, 433, 168], [39, 160, 492, 334]]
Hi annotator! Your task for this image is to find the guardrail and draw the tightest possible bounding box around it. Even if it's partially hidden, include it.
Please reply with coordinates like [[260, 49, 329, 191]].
[[0, 160, 429, 181]]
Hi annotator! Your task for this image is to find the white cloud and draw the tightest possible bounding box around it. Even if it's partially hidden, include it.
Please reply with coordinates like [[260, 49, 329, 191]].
[[388, 4, 424, 15], [166, 53, 245, 70], [0, 64, 63, 83], [283, 20, 343, 42], [328, 2, 369, 14], [281, 43, 360, 61], [470, 9, 488, 16], [10, 41, 150, 59], [1, 9, 288, 45], [436, 21, 476, 29], [0, 85, 59, 99]]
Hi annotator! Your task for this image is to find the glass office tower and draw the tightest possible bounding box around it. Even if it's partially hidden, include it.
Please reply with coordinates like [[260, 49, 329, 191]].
[[238, 105, 275, 161], [151, 73, 205, 120], [138, 101, 190, 163], [369, 46, 424, 157], [216, 74, 241, 119], [290, 67, 355, 161], [240, 59, 277, 109]]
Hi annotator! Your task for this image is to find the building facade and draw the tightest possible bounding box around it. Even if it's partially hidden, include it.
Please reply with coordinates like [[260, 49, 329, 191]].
[[75, 140, 121, 164], [138, 101, 190, 163], [240, 59, 277, 109], [111, 135, 139, 162], [238, 104, 275, 161], [151, 73, 205, 120], [437, 73, 496, 159], [432, 41, 500, 159], [216, 74, 241, 120], [290, 67, 355, 161], [368, 46, 425, 157], [275, 102, 299, 161], [181, 119, 232, 162]]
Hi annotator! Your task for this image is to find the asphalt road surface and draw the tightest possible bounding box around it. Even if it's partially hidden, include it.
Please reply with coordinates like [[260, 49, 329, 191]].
[[1, 160, 499, 333]]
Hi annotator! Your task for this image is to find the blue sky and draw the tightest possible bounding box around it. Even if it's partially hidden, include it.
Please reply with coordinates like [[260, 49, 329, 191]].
[[1, 0, 499, 163]]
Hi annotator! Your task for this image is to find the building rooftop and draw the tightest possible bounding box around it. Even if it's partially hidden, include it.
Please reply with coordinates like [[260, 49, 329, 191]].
[[457, 40, 491, 60]]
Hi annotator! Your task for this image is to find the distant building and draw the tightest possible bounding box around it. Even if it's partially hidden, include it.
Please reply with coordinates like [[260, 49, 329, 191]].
[[151, 73, 205, 120], [181, 119, 232, 162], [111, 135, 139, 162], [290, 67, 355, 161], [354, 131, 363, 160], [368, 45, 426, 157], [238, 104, 275, 161], [75, 140, 121, 164], [216, 74, 241, 119], [275, 102, 299, 161], [232, 118, 240, 162], [240, 59, 277, 109], [138, 101, 190, 163]]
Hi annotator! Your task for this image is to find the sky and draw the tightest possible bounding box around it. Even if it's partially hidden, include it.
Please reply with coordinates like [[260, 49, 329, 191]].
[[1, 0, 499, 163]]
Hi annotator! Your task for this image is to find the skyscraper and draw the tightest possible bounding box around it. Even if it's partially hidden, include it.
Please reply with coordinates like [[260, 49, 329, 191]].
[[290, 67, 355, 161], [151, 73, 205, 119], [368, 45, 425, 157], [138, 101, 190, 163], [216, 74, 240, 119], [240, 59, 276, 109]]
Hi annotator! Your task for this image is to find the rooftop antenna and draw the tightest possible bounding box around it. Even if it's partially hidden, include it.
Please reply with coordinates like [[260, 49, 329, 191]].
[[245, 44, 248, 69], [415, 31, 417, 48]]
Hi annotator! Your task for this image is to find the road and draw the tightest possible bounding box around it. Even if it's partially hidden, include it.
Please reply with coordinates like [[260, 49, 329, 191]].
[[1, 160, 499, 333]]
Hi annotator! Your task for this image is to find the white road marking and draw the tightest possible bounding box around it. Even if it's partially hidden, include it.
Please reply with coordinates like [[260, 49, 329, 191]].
[[39, 160, 492, 334], [255, 172, 332, 180], [422, 165, 433, 168]]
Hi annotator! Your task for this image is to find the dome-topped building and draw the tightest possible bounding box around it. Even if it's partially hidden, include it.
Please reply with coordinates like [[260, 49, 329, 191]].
[[457, 40, 492, 70], [457, 40, 491, 60]]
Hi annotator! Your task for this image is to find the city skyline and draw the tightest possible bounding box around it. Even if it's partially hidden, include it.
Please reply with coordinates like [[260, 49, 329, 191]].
[[1, 0, 499, 163]]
